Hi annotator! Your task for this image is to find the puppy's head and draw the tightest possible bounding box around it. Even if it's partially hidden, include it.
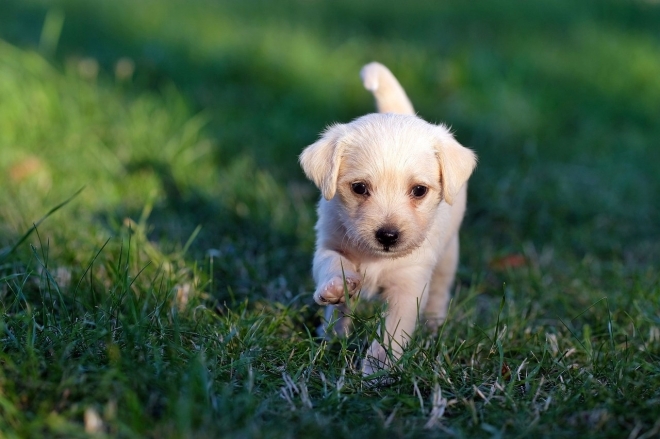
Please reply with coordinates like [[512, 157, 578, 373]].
[[300, 113, 476, 258]]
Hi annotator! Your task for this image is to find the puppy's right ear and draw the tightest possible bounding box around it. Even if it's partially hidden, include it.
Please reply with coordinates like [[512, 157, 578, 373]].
[[299, 124, 346, 200]]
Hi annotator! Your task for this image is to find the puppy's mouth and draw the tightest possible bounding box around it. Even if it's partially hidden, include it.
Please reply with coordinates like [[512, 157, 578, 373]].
[[381, 244, 398, 253], [378, 243, 404, 254], [371, 243, 418, 259]]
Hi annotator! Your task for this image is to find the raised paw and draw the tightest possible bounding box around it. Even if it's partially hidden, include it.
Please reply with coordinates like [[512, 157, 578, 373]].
[[313, 274, 361, 305]]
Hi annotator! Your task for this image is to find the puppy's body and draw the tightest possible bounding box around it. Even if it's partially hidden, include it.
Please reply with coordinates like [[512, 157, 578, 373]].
[[300, 63, 476, 374]]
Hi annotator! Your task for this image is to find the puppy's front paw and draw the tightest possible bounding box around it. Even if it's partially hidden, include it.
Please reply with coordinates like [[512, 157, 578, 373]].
[[314, 274, 361, 305]]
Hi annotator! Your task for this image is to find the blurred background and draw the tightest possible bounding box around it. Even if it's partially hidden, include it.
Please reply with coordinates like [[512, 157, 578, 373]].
[[1, 0, 659, 311]]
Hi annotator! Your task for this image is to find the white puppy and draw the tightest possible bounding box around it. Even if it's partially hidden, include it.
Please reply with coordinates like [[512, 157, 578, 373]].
[[299, 62, 477, 374]]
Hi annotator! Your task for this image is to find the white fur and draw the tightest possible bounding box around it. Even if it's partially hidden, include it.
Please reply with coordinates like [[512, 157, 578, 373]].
[[299, 62, 477, 375]]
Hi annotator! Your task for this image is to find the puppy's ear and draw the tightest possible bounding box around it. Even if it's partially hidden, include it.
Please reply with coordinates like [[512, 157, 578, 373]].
[[435, 129, 477, 205], [299, 124, 346, 200]]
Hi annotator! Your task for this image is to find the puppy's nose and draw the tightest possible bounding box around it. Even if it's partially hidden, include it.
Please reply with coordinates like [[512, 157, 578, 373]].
[[375, 227, 399, 247]]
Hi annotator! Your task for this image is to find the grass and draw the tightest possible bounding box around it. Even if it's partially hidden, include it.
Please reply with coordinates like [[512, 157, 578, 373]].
[[0, 0, 659, 437]]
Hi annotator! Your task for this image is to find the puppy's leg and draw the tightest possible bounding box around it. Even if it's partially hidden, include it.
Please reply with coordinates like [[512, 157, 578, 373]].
[[362, 273, 429, 375], [318, 304, 352, 339], [312, 248, 361, 306], [313, 249, 360, 338], [424, 234, 459, 331]]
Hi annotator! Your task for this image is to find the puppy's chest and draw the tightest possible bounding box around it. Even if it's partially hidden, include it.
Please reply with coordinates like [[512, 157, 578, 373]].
[[359, 273, 384, 300], [357, 260, 402, 300]]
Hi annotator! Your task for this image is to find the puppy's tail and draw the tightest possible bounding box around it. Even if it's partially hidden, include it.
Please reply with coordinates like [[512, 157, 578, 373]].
[[360, 62, 415, 115]]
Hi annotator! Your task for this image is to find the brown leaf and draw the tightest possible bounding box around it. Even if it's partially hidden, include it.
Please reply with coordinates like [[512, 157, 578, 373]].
[[490, 254, 527, 271], [501, 362, 511, 380]]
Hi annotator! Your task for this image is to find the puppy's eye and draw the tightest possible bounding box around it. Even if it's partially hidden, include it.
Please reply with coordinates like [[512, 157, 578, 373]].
[[411, 185, 428, 198], [351, 182, 369, 196]]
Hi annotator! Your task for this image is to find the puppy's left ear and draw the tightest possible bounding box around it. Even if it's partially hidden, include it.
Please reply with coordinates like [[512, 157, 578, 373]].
[[299, 124, 346, 200], [435, 128, 477, 205]]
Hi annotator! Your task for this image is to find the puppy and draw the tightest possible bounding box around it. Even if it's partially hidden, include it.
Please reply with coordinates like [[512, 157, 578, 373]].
[[299, 62, 477, 374]]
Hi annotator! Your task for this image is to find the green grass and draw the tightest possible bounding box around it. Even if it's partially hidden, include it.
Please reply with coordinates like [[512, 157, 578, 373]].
[[1, 0, 659, 437]]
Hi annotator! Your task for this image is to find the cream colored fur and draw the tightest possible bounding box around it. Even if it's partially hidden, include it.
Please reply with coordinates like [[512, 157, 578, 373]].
[[299, 62, 477, 375]]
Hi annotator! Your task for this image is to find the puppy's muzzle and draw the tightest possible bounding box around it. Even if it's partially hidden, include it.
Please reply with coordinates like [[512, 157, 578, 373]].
[[375, 227, 400, 250]]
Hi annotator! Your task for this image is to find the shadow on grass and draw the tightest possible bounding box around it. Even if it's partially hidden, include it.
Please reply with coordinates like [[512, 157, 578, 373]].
[[115, 156, 314, 304]]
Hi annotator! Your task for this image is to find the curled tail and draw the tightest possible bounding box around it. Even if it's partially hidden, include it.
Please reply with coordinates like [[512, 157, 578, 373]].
[[360, 62, 415, 115]]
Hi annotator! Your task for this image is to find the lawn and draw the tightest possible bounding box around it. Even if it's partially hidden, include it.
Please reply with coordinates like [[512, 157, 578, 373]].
[[1, 0, 659, 437]]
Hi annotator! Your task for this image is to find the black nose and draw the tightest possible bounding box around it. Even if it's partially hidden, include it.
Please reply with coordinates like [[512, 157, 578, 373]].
[[375, 227, 399, 247]]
